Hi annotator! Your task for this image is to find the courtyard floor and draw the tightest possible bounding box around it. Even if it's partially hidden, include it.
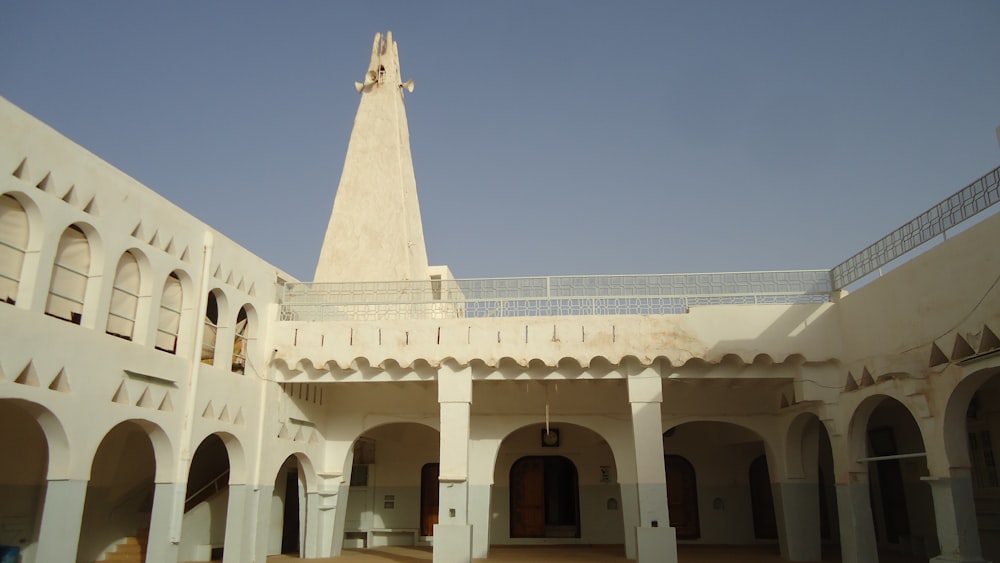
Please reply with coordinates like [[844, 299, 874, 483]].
[[262, 544, 928, 562]]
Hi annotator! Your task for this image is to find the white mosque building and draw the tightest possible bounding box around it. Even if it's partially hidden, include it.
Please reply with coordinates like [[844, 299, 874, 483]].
[[1, 31, 1000, 563]]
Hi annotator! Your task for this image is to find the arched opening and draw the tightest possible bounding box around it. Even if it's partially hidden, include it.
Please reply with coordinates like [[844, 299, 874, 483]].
[[106, 251, 141, 340], [855, 396, 936, 557], [943, 366, 1000, 561], [663, 421, 773, 547], [492, 423, 621, 546], [156, 272, 183, 354], [46, 225, 91, 324], [665, 454, 700, 540], [785, 412, 838, 553], [272, 455, 306, 556], [0, 400, 49, 560], [179, 434, 232, 561], [79, 421, 157, 563], [231, 305, 250, 374], [201, 290, 222, 365], [0, 194, 29, 305], [341, 423, 440, 548]]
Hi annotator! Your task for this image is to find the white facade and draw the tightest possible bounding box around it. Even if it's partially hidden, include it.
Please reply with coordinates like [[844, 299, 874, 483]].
[[1, 31, 1000, 563]]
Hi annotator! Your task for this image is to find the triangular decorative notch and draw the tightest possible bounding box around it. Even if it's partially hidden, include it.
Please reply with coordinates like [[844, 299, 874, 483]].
[[48, 368, 71, 392], [164, 238, 176, 256], [237, 278, 245, 291], [979, 325, 1000, 354], [277, 423, 290, 439], [112, 381, 130, 404], [779, 393, 790, 408], [844, 372, 859, 392], [180, 247, 191, 263], [860, 367, 875, 387], [213, 264, 222, 279], [293, 426, 306, 442], [218, 405, 231, 423], [233, 407, 245, 426], [929, 342, 949, 367], [12, 158, 29, 181], [148, 230, 160, 248], [15, 362, 40, 387], [158, 393, 174, 412], [225, 271, 235, 285], [35, 172, 54, 192], [131, 222, 145, 240], [82, 196, 98, 216], [247, 283, 256, 297], [136, 387, 155, 408], [201, 401, 215, 419], [952, 334, 976, 361], [61, 185, 79, 205]]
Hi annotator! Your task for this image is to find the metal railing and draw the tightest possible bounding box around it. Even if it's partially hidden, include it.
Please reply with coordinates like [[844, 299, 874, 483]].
[[832, 165, 1000, 289], [279, 270, 833, 321], [278, 165, 1000, 320]]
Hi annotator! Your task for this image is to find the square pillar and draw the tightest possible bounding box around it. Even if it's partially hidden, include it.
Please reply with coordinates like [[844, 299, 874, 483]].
[[835, 478, 878, 563], [628, 370, 677, 563], [35, 479, 88, 563], [146, 481, 183, 563], [925, 475, 988, 563], [773, 480, 822, 561], [250, 485, 274, 563], [222, 484, 248, 563], [435, 363, 473, 563]]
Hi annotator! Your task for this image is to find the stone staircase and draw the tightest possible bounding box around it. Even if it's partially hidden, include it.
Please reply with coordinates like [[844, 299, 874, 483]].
[[96, 529, 147, 563]]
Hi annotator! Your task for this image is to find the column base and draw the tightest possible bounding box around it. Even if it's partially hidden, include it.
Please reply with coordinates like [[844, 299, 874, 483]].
[[433, 523, 472, 563], [635, 525, 677, 563]]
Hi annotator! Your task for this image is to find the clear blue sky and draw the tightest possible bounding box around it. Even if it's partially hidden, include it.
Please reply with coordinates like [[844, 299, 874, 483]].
[[3, 1, 999, 281]]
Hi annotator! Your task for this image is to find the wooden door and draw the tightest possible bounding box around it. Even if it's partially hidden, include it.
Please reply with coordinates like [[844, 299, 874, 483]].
[[420, 463, 439, 536], [510, 457, 546, 537], [665, 455, 700, 539], [749, 455, 778, 539]]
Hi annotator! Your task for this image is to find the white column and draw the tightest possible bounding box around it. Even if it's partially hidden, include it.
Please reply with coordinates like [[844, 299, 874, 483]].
[[434, 363, 473, 563], [35, 479, 87, 563], [302, 491, 321, 557], [628, 369, 677, 563], [835, 475, 878, 563], [328, 481, 350, 556], [146, 481, 183, 563], [925, 473, 988, 563], [250, 485, 274, 563], [773, 480, 822, 561], [221, 484, 248, 563]]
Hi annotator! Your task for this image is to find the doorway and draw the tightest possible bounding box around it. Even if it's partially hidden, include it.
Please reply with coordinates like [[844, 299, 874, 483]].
[[509, 456, 579, 538], [421, 463, 439, 536], [665, 455, 700, 539]]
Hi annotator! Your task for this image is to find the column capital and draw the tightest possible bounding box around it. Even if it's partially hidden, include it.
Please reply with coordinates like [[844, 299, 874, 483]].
[[438, 362, 472, 404], [627, 367, 663, 404]]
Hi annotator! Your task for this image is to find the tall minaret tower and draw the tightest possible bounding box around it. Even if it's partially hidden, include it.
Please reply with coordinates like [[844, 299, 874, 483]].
[[314, 31, 429, 282]]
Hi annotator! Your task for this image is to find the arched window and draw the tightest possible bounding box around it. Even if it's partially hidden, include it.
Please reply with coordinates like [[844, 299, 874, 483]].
[[0, 195, 29, 305], [232, 305, 250, 374], [201, 292, 219, 365], [46, 225, 90, 324], [107, 252, 141, 340], [156, 273, 183, 354]]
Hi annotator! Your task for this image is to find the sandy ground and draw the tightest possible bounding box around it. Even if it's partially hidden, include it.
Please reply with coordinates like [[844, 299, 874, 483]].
[[257, 544, 928, 562]]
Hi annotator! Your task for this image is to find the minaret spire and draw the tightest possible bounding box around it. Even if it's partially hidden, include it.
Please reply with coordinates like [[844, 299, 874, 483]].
[[314, 31, 429, 283]]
